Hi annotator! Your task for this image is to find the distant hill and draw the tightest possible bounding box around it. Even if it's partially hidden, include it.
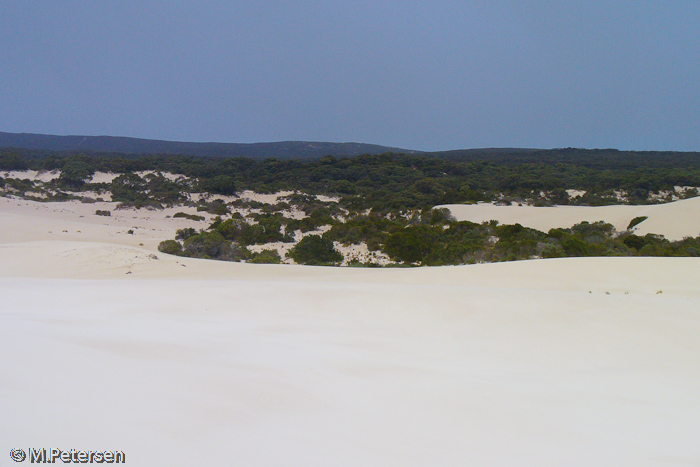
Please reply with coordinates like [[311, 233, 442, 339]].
[[5, 132, 698, 167], [0, 131, 420, 160]]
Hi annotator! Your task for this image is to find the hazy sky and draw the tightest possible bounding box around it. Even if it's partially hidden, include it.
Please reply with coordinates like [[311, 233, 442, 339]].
[[1, 1, 699, 151]]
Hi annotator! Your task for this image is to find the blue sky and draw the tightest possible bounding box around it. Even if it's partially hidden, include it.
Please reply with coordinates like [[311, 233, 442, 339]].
[[1, 1, 699, 151]]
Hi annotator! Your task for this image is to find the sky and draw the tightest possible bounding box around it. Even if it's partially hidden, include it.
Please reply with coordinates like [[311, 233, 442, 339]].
[[1, 1, 699, 152]]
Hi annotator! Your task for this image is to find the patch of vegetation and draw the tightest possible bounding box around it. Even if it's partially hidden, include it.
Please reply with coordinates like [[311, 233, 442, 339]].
[[249, 249, 282, 264], [156, 202, 700, 266], [210, 214, 294, 245], [200, 175, 236, 195], [6, 146, 700, 267], [58, 158, 95, 188], [1, 176, 37, 195], [8, 147, 700, 213], [173, 212, 205, 221], [158, 231, 251, 261], [158, 239, 183, 256], [175, 228, 198, 240], [627, 216, 648, 230], [287, 235, 343, 266], [197, 198, 229, 215], [109, 172, 185, 208], [325, 215, 394, 251]]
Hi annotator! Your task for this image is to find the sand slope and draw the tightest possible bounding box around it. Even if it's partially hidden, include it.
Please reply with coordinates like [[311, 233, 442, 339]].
[[2, 199, 700, 466], [2, 244, 700, 465], [439, 196, 700, 240], [0, 195, 218, 250]]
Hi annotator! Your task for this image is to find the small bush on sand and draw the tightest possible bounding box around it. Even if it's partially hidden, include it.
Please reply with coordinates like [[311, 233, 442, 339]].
[[627, 216, 648, 230], [173, 212, 205, 221], [158, 240, 183, 255]]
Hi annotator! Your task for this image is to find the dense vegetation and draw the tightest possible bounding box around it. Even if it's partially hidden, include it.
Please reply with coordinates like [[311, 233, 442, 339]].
[[3, 147, 700, 213], [2, 146, 700, 266], [155, 208, 700, 266]]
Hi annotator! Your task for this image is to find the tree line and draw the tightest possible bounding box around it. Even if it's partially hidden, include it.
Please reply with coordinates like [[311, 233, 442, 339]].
[[2, 147, 700, 213]]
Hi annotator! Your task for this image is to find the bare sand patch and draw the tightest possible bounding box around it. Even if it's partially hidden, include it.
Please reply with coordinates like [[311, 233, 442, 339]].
[[2, 169, 60, 182], [0, 196, 216, 251], [1, 243, 699, 465]]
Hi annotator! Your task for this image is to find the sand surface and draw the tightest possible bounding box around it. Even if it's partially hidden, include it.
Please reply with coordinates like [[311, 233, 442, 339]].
[[440, 196, 700, 240], [2, 198, 700, 466], [0, 195, 219, 251]]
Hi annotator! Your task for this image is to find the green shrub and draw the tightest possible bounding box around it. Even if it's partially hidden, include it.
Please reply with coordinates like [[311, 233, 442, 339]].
[[208, 199, 230, 215], [182, 231, 250, 261], [158, 240, 183, 255], [287, 235, 342, 265], [622, 234, 647, 251], [627, 216, 648, 230], [560, 235, 588, 256], [200, 175, 236, 195], [383, 226, 438, 264], [249, 249, 282, 264], [196, 199, 229, 215], [58, 160, 95, 188], [214, 216, 289, 245], [110, 173, 147, 202], [175, 228, 197, 240], [541, 243, 566, 258], [173, 212, 205, 221]]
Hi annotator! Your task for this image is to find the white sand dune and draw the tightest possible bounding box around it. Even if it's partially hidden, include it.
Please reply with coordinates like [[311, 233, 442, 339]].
[[440, 196, 700, 240], [2, 199, 700, 466], [0, 195, 220, 251]]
